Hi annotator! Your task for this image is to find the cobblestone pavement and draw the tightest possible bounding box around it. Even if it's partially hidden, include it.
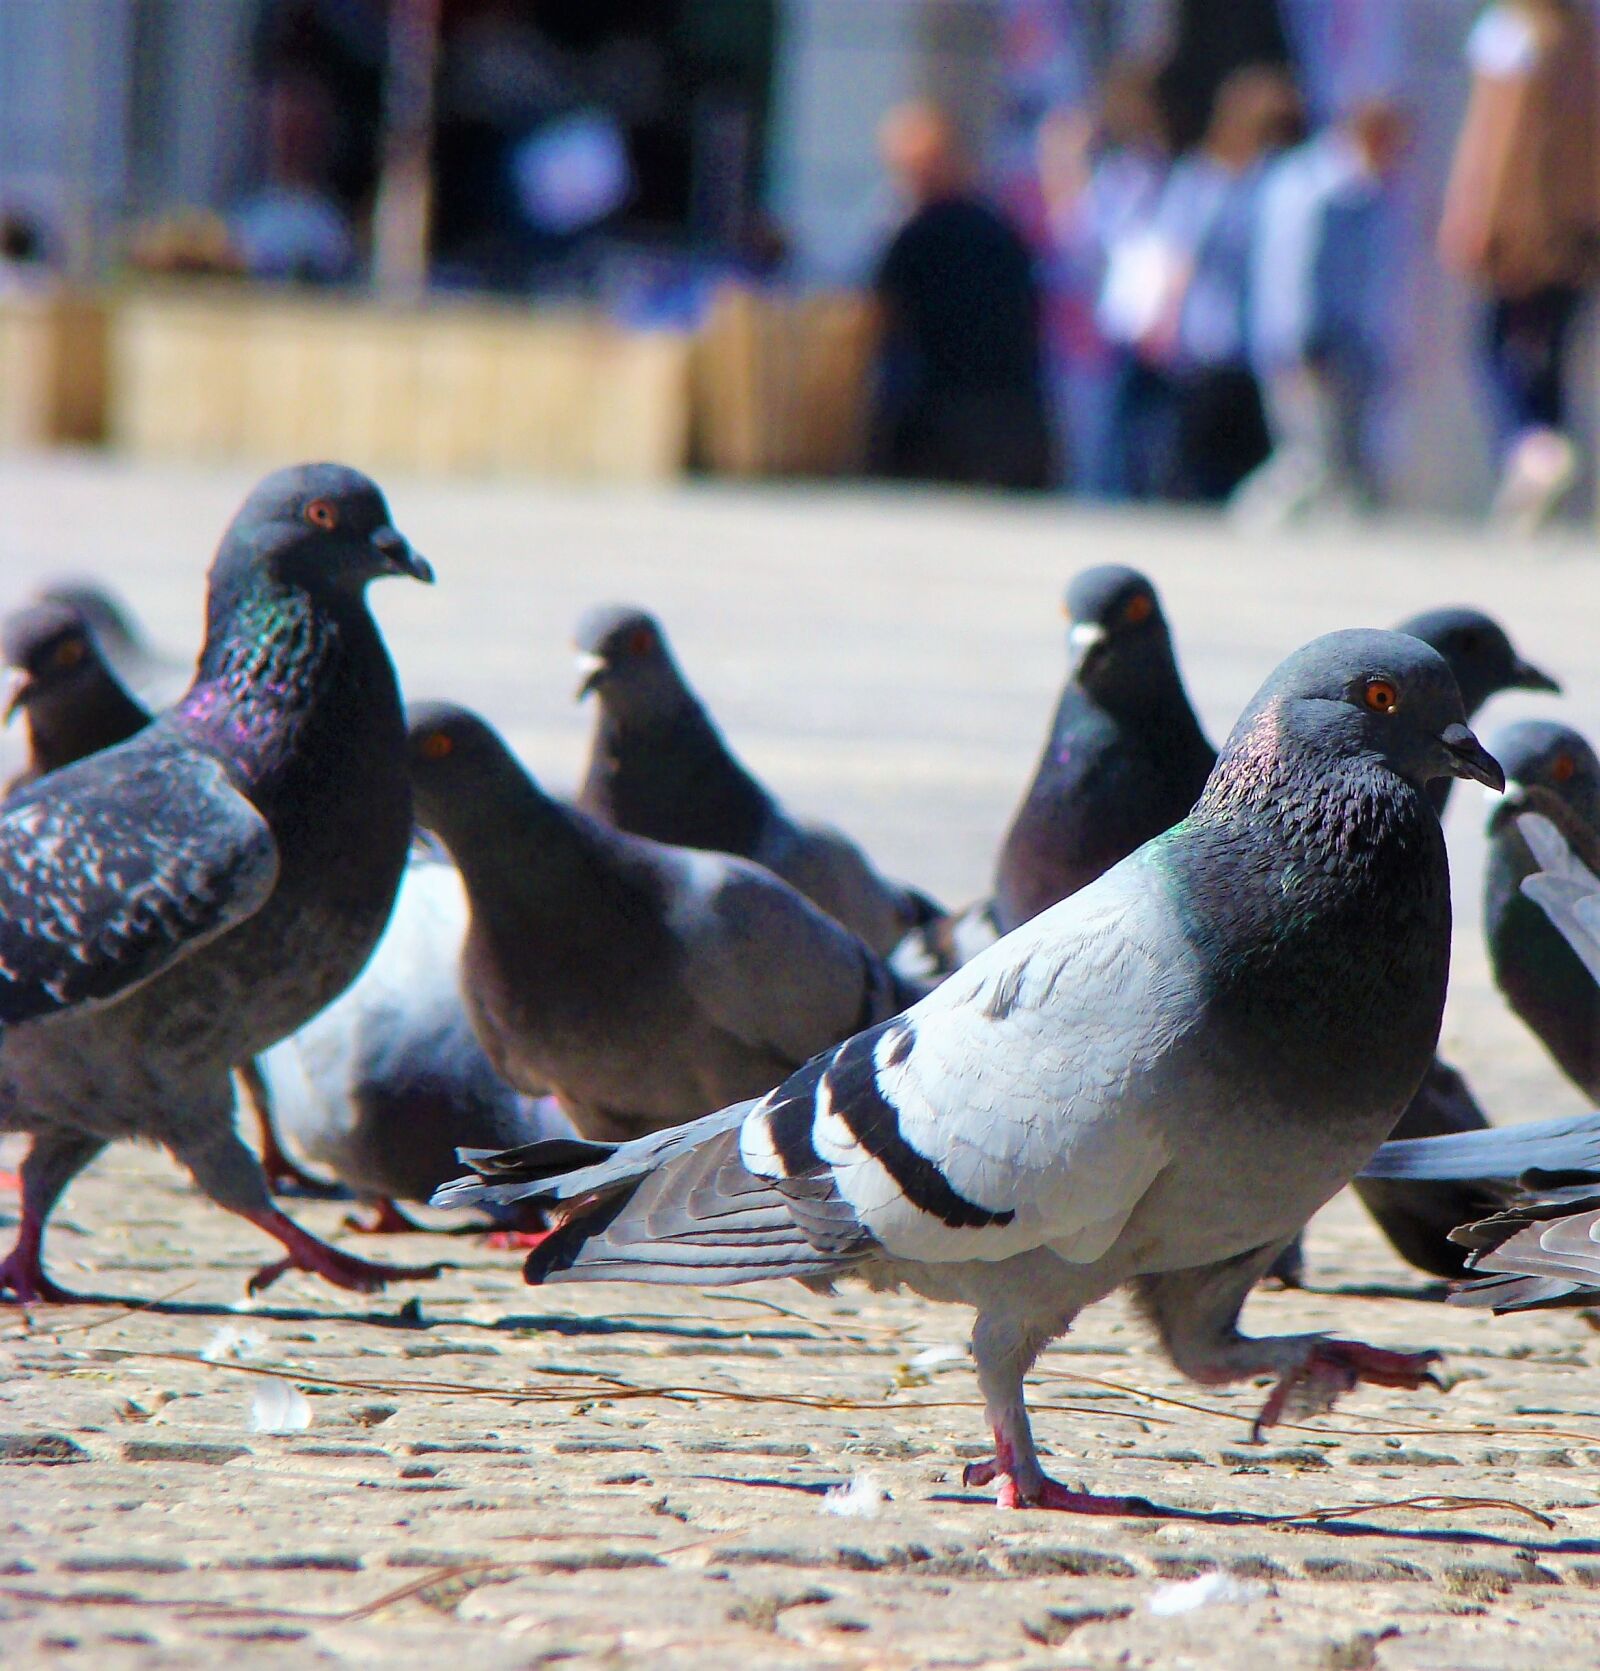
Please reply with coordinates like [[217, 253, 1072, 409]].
[[2, 455, 1599, 1667]]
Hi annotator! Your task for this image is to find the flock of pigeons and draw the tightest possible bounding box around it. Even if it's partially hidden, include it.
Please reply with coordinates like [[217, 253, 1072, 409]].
[[3, 460, 1600, 1516]]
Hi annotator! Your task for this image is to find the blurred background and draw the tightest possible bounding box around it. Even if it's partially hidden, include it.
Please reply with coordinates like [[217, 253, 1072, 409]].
[[2, 0, 1598, 528]]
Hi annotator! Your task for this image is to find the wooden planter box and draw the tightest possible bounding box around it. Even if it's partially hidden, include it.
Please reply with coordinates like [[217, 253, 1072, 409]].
[[692, 285, 876, 477], [0, 289, 109, 447], [108, 286, 694, 482]]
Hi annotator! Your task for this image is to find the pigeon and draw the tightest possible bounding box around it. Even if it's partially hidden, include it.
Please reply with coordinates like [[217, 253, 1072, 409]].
[[991, 566, 1216, 935], [1483, 721, 1600, 1099], [32, 578, 192, 707], [438, 630, 1501, 1511], [1365, 812, 1600, 1307], [0, 462, 444, 1302], [0, 599, 336, 1199], [254, 857, 577, 1228], [409, 701, 922, 1142], [1394, 608, 1558, 815], [2, 600, 149, 795], [1291, 607, 1556, 1282], [573, 603, 941, 958]]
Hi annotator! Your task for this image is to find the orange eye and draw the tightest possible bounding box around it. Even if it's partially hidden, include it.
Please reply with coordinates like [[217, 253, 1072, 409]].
[[1123, 593, 1154, 627], [52, 637, 87, 671], [627, 625, 654, 657], [1364, 680, 1399, 714], [1552, 752, 1577, 784], [417, 731, 453, 762], [305, 498, 338, 531]]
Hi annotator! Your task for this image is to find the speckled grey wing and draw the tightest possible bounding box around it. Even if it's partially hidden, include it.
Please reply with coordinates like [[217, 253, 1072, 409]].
[[0, 727, 278, 1025]]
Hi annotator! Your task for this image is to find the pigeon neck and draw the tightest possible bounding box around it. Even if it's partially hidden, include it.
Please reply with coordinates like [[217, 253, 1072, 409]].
[[25, 673, 149, 777], [588, 686, 773, 850], [175, 582, 388, 788]]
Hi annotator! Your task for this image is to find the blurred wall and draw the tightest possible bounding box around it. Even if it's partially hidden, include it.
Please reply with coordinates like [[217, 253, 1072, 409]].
[[0, 0, 252, 275]]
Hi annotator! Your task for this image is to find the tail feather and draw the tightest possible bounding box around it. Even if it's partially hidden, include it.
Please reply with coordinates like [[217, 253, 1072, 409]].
[[1362, 1110, 1600, 1183], [1448, 1188, 1600, 1310], [436, 1096, 872, 1289]]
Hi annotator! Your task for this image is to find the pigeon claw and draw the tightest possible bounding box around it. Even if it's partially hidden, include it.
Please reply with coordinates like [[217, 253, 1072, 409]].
[[243, 1208, 445, 1295], [1251, 1340, 1442, 1439], [343, 1200, 431, 1236], [994, 1474, 1156, 1515], [0, 1246, 83, 1305]]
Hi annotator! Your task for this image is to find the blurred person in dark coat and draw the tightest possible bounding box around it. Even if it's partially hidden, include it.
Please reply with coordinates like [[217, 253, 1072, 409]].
[[868, 103, 1055, 491], [1439, 0, 1600, 530]]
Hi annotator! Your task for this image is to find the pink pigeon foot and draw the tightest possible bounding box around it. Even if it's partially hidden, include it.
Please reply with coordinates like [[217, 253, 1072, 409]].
[[344, 1199, 430, 1235], [1252, 1339, 1441, 1439], [0, 1222, 83, 1304], [241, 1208, 445, 1296], [962, 1434, 1156, 1515]]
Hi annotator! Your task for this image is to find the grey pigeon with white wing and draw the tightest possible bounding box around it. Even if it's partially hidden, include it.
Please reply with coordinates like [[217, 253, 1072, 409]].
[[410, 702, 922, 1143], [439, 630, 1501, 1512]]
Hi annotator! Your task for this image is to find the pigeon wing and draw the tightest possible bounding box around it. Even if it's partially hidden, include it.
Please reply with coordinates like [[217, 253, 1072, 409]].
[[1518, 811, 1600, 986], [740, 863, 1184, 1267], [665, 851, 902, 1072], [0, 727, 278, 1024]]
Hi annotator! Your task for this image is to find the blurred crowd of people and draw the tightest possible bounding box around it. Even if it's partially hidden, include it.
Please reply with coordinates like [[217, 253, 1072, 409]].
[[867, 0, 1600, 530]]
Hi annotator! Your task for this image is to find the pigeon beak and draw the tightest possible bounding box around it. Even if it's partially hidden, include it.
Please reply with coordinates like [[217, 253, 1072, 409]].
[[1510, 656, 1561, 695], [1439, 722, 1505, 792], [370, 527, 434, 585], [3, 672, 33, 724], [1067, 621, 1109, 680], [574, 651, 607, 701]]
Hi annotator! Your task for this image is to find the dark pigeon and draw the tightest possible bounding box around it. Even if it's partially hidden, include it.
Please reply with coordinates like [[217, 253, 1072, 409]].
[[992, 565, 1215, 934], [33, 578, 192, 707], [411, 701, 921, 1143], [0, 462, 444, 1302], [255, 856, 576, 1229], [3, 601, 149, 795], [1394, 607, 1558, 815], [574, 603, 941, 958], [1483, 720, 1600, 1100], [439, 630, 1500, 1512]]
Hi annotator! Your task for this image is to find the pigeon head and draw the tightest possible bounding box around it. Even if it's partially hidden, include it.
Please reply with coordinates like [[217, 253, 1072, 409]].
[[572, 604, 688, 715], [212, 463, 432, 606], [1489, 719, 1600, 835], [1061, 565, 1175, 697], [32, 580, 144, 663], [407, 701, 546, 839], [1216, 629, 1504, 802], [2, 600, 108, 723], [1396, 608, 1558, 718]]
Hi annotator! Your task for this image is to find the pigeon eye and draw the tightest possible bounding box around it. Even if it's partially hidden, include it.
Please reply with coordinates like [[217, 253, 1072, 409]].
[[51, 638, 87, 671], [304, 498, 339, 531], [417, 731, 453, 762], [1363, 680, 1400, 714], [1552, 752, 1577, 784], [627, 626, 654, 658], [1123, 593, 1154, 627]]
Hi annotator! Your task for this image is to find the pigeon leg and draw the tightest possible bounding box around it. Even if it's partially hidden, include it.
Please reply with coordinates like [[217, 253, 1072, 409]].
[[1135, 1250, 1442, 1440], [234, 1061, 342, 1198], [965, 1311, 1155, 1515], [177, 1122, 444, 1296], [239, 1209, 447, 1295], [1249, 1340, 1442, 1440], [343, 1199, 430, 1235], [1261, 1234, 1305, 1289], [0, 1131, 106, 1304]]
